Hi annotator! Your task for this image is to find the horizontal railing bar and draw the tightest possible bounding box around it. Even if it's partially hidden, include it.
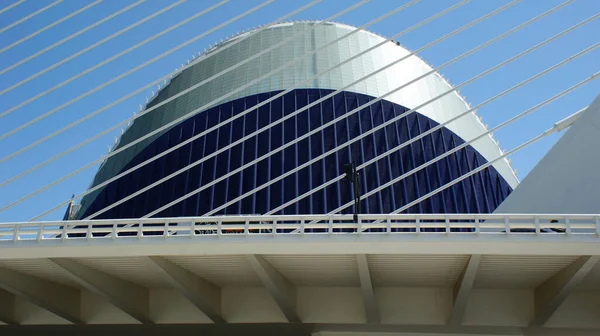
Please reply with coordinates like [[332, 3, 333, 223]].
[[1, 214, 599, 227], [1, 214, 599, 243]]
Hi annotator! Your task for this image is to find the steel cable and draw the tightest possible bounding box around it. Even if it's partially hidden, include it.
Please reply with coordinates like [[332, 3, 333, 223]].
[[0, 0, 145, 75], [0, 0, 62, 35], [0, 0, 102, 55], [0, 0, 26, 16]]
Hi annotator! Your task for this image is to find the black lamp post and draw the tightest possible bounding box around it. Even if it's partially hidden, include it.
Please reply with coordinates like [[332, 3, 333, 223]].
[[344, 163, 361, 223]]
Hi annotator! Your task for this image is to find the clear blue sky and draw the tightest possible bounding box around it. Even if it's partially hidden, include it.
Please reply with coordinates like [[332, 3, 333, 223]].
[[0, 0, 598, 222]]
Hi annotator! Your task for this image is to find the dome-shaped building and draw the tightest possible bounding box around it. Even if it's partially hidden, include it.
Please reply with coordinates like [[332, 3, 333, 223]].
[[72, 21, 518, 220]]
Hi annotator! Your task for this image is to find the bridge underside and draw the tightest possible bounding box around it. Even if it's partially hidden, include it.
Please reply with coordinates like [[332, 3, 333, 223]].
[[0, 245, 599, 332]]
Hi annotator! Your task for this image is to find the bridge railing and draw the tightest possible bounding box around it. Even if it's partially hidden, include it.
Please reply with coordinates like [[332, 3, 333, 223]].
[[1, 214, 600, 242]]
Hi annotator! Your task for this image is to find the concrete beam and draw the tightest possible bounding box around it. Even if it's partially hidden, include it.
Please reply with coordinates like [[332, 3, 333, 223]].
[[356, 254, 379, 324], [0, 266, 82, 324], [448, 254, 481, 325], [48, 258, 152, 324], [147, 256, 225, 323], [246, 255, 300, 322], [0, 287, 17, 325], [531, 255, 599, 326]]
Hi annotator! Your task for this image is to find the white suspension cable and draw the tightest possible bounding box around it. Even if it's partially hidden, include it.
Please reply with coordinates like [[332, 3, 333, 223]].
[[0, 0, 229, 118], [328, 69, 599, 218], [0, 0, 145, 76], [0, 0, 176, 99], [0, 0, 26, 16], [18, 0, 427, 220], [0, 0, 359, 161], [135, 1, 529, 219], [82, 0, 493, 220], [0, 0, 102, 55], [391, 96, 598, 215], [0, 0, 62, 34], [552, 107, 585, 132]]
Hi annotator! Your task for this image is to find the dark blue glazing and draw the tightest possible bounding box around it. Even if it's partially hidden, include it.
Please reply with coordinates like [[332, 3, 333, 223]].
[[78, 89, 512, 221]]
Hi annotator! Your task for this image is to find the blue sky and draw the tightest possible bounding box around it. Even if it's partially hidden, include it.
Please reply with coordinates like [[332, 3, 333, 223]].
[[0, 0, 598, 222]]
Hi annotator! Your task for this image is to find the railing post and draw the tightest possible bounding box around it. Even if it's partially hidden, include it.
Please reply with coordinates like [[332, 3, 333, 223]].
[[37, 224, 44, 242], [13, 224, 19, 242], [596, 216, 600, 236], [445, 216, 450, 234], [386, 216, 391, 234], [329, 215, 333, 234], [415, 217, 420, 234], [272, 219, 277, 235], [112, 222, 117, 240], [474, 216, 480, 235], [86, 223, 92, 240], [137, 221, 143, 239], [245, 218, 249, 235], [505, 216, 510, 234], [61, 223, 68, 241], [565, 216, 571, 235], [300, 219, 305, 235], [163, 221, 169, 238], [217, 219, 222, 236], [534, 216, 540, 235]]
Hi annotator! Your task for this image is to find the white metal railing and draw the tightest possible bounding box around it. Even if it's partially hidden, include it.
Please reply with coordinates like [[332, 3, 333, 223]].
[[1, 214, 600, 243]]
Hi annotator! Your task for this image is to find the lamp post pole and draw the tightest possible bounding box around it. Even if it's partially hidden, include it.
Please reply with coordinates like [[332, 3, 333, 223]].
[[344, 163, 361, 223]]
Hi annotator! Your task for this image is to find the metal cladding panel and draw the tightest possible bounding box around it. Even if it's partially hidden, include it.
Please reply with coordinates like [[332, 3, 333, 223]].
[[77, 89, 512, 221], [83, 21, 517, 210]]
